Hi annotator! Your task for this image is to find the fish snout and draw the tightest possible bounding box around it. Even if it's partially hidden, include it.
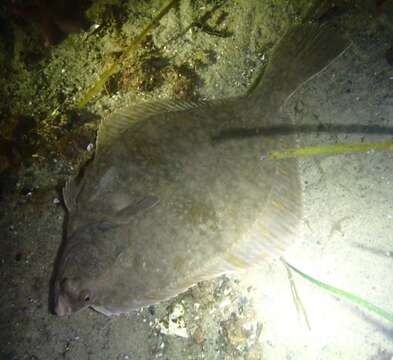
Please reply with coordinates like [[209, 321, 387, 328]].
[[52, 278, 97, 316], [54, 292, 73, 316]]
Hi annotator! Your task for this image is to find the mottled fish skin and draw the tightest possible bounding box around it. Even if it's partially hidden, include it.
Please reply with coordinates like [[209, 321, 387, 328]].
[[52, 23, 349, 316]]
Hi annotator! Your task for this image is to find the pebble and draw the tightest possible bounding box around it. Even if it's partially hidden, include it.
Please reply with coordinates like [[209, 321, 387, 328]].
[[193, 327, 205, 344], [87, 143, 94, 152], [219, 298, 231, 308], [169, 303, 185, 320]]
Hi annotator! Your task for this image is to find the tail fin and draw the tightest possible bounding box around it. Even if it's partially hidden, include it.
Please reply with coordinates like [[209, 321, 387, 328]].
[[250, 23, 350, 113]]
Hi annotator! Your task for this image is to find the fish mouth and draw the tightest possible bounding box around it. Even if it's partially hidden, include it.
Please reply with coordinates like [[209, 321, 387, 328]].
[[54, 294, 72, 316], [52, 286, 73, 316]]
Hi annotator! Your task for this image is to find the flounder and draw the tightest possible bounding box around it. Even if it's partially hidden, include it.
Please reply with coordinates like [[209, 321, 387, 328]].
[[52, 23, 349, 316]]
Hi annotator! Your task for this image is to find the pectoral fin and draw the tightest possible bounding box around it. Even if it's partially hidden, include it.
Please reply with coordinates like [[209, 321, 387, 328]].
[[115, 195, 160, 224]]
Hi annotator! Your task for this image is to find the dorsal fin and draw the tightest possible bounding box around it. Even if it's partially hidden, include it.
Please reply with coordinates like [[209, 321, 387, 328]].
[[96, 99, 204, 157]]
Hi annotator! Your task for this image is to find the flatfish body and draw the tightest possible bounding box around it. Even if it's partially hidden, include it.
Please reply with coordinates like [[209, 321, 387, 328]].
[[53, 24, 349, 316]]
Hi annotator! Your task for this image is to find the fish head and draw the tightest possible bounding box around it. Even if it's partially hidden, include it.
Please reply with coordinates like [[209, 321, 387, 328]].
[[53, 221, 122, 316], [53, 275, 97, 316]]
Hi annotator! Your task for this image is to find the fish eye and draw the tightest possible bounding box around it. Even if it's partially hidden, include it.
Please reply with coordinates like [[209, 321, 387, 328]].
[[80, 289, 93, 303]]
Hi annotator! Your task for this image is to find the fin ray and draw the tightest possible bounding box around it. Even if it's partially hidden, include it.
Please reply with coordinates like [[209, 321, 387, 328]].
[[96, 99, 203, 157], [251, 23, 350, 113]]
